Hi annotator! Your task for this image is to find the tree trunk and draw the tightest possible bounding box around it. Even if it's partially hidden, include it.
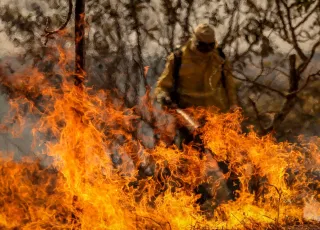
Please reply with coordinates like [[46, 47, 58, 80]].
[[272, 54, 300, 130], [75, 0, 86, 86]]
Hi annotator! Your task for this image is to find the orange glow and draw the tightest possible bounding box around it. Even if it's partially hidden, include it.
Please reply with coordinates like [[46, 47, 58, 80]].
[[0, 46, 319, 229]]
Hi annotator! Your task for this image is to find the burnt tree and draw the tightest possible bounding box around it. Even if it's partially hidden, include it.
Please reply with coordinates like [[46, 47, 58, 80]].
[[75, 0, 86, 86]]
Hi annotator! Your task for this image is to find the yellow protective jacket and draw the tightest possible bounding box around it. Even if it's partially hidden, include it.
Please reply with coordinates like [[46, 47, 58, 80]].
[[154, 41, 238, 112]]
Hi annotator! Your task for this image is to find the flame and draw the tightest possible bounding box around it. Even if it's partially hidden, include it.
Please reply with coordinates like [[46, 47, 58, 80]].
[[0, 46, 319, 229], [144, 66, 150, 78]]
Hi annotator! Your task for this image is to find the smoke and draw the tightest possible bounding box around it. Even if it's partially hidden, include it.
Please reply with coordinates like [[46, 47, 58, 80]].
[[304, 201, 320, 221], [0, 94, 31, 159]]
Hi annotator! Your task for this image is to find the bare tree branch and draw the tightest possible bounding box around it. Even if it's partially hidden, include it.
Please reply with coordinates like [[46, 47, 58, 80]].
[[294, 0, 320, 30], [232, 70, 287, 97], [280, 0, 308, 60], [220, 1, 240, 49], [181, 0, 194, 44], [275, 0, 290, 41], [270, 54, 300, 131], [287, 69, 320, 96], [42, 0, 73, 45], [248, 97, 266, 132], [298, 40, 320, 73]]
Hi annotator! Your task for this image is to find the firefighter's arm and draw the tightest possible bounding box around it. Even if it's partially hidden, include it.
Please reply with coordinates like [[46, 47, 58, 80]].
[[154, 53, 175, 104], [223, 59, 238, 108]]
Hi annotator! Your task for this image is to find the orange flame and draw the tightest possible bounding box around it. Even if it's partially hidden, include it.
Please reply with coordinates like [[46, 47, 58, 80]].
[[0, 46, 319, 229]]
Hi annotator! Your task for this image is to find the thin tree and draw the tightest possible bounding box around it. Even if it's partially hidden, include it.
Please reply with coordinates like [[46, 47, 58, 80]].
[[75, 0, 86, 87]]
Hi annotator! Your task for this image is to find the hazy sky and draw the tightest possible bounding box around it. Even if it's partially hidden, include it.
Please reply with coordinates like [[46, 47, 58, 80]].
[[0, 0, 318, 57], [0, 29, 22, 57]]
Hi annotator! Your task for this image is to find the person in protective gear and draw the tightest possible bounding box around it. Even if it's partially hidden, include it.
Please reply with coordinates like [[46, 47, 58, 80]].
[[155, 23, 238, 111], [153, 23, 240, 218]]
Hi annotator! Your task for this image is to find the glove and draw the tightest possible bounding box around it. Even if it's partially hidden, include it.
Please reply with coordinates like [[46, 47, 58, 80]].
[[157, 91, 173, 106]]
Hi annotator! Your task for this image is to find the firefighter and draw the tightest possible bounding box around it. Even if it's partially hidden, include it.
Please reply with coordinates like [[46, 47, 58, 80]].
[[153, 23, 240, 218], [154, 23, 238, 112]]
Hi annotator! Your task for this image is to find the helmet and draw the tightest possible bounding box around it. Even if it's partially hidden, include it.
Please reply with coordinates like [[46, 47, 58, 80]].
[[193, 23, 216, 53], [194, 23, 216, 43]]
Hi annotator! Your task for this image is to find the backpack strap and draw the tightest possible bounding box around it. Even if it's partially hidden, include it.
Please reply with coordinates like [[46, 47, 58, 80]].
[[217, 46, 227, 89], [217, 46, 226, 59], [171, 48, 183, 105]]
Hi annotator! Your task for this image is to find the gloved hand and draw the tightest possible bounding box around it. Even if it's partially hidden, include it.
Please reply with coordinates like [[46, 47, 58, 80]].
[[162, 95, 173, 106], [157, 91, 175, 108]]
